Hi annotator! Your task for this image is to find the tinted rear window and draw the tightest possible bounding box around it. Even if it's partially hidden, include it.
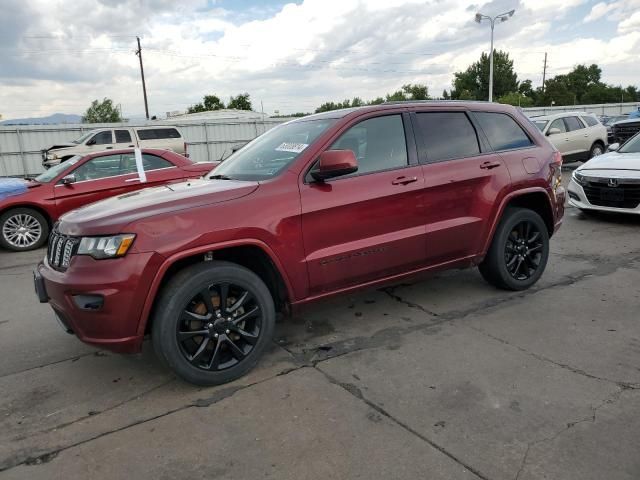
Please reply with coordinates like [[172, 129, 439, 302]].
[[415, 112, 480, 162], [115, 129, 132, 143], [564, 116, 584, 131], [474, 112, 533, 151], [137, 128, 181, 140], [581, 116, 598, 127]]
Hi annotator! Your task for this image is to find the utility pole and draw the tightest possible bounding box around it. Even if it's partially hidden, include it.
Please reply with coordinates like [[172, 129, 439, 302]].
[[541, 52, 547, 94], [135, 36, 150, 120]]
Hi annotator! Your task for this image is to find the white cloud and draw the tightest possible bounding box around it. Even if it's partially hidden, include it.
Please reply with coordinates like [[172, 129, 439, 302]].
[[1, 0, 639, 119], [584, 2, 619, 22], [618, 10, 640, 32]]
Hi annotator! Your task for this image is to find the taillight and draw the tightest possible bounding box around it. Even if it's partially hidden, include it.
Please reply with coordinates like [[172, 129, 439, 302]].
[[552, 150, 563, 166], [184, 142, 189, 158]]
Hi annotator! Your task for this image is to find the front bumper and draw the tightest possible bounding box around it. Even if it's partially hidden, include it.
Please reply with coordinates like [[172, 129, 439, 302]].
[[567, 178, 640, 215], [36, 251, 165, 353]]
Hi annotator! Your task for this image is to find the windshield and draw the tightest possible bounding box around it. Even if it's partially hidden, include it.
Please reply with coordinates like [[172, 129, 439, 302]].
[[532, 120, 548, 131], [35, 156, 82, 183], [73, 131, 95, 144], [210, 119, 336, 181], [619, 133, 640, 154]]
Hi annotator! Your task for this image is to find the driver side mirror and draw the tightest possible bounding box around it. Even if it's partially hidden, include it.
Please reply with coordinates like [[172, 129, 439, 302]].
[[311, 150, 358, 182], [607, 143, 620, 152], [61, 174, 76, 185], [547, 128, 561, 136]]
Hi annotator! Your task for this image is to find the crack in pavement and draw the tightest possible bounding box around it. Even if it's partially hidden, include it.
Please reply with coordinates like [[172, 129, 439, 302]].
[[0, 360, 309, 472], [513, 387, 633, 480], [315, 366, 491, 480], [469, 326, 640, 390], [0, 351, 98, 380]]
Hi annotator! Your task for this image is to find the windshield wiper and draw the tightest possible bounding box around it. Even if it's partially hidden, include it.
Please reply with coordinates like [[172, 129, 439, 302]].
[[209, 174, 234, 180]]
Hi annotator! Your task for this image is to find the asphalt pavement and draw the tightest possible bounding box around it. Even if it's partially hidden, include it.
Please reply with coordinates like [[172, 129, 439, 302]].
[[1, 176, 639, 480]]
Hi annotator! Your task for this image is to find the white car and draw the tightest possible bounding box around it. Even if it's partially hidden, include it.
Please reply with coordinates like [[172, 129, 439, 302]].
[[568, 133, 640, 214], [531, 112, 608, 163]]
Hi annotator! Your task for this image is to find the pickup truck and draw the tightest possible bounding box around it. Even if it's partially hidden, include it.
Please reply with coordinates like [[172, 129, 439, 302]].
[[42, 126, 186, 168]]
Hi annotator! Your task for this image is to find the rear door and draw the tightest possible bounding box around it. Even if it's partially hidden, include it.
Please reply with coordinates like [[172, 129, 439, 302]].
[[299, 112, 426, 294], [114, 129, 136, 150], [563, 116, 589, 160], [413, 109, 511, 265]]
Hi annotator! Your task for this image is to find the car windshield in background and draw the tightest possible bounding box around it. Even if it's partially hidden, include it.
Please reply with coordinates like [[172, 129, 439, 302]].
[[73, 131, 94, 144], [34, 156, 82, 183], [532, 120, 548, 131], [619, 133, 640, 154], [210, 119, 336, 181]]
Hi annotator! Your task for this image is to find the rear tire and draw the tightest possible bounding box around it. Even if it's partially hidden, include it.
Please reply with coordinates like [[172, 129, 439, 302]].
[[479, 208, 549, 291], [0, 208, 49, 251], [152, 261, 276, 386]]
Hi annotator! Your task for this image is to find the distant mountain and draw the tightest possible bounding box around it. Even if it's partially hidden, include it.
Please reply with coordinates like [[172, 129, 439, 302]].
[[0, 113, 82, 125]]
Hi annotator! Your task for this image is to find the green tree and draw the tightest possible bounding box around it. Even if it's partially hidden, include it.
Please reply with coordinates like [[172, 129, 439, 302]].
[[188, 94, 225, 113], [497, 92, 533, 107], [402, 83, 429, 100], [228, 93, 252, 110], [82, 98, 122, 123], [368, 97, 385, 105], [442, 89, 451, 100], [385, 90, 408, 102], [452, 50, 518, 101]]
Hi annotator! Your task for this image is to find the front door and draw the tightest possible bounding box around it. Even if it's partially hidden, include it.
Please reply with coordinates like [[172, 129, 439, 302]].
[[299, 113, 426, 295]]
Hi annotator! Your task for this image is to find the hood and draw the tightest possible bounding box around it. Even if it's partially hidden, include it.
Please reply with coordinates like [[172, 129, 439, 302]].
[[59, 178, 259, 236], [0, 178, 40, 201], [47, 143, 75, 151], [578, 151, 640, 174]]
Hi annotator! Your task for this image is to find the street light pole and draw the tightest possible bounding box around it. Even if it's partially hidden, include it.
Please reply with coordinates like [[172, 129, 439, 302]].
[[475, 9, 515, 102]]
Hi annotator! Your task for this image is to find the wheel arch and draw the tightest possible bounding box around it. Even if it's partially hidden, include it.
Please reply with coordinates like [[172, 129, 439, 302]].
[[138, 240, 293, 337], [481, 188, 555, 256], [0, 203, 54, 229]]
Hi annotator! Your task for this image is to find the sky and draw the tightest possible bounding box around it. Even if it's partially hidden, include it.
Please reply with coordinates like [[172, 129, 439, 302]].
[[1, 0, 639, 119]]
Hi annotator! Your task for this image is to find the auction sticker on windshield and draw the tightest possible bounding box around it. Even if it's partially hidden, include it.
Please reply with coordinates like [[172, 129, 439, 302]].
[[275, 142, 308, 153]]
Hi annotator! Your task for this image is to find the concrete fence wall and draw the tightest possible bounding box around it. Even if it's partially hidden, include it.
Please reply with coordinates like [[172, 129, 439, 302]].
[[522, 102, 640, 117], [0, 117, 289, 177]]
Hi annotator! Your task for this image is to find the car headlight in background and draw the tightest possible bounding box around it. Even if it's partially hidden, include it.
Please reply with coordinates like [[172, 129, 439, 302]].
[[77, 234, 136, 259], [572, 171, 586, 186]]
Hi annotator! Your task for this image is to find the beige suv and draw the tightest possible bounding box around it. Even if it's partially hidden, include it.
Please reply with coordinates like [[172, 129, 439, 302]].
[[42, 126, 186, 168], [531, 112, 607, 162]]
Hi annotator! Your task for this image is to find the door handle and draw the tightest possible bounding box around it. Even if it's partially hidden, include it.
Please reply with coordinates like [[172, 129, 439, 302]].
[[105, 146, 113, 149], [128, 145, 135, 147], [480, 160, 501, 170], [391, 176, 418, 185]]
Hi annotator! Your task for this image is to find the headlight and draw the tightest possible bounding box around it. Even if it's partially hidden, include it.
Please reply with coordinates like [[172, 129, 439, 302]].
[[573, 171, 586, 186], [77, 234, 135, 259]]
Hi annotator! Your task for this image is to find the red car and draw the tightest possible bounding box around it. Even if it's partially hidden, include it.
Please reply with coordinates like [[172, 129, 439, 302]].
[[35, 102, 565, 385], [0, 149, 214, 251]]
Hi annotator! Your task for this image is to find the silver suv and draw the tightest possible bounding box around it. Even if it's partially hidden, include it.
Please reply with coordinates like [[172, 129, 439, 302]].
[[531, 112, 607, 163]]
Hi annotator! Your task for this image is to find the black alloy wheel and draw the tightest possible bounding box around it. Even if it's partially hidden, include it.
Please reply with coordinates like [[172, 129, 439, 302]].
[[152, 261, 275, 386], [178, 283, 262, 371], [504, 220, 544, 281]]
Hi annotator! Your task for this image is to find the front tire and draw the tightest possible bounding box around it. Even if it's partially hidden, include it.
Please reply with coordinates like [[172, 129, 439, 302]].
[[479, 208, 549, 291], [152, 261, 276, 386], [589, 142, 604, 159], [0, 208, 49, 251]]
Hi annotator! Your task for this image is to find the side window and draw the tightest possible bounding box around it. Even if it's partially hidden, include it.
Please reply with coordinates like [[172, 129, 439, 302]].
[[115, 130, 132, 143], [415, 112, 480, 162], [72, 154, 123, 181], [474, 112, 533, 151], [136, 129, 157, 140], [549, 119, 567, 133], [90, 131, 113, 145], [329, 115, 408, 176], [119, 153, 173, 172], [581, 116, 598, 127], [142, 154, 173, 171], [564, 116, 585, 131], [137, 128, 181, 140]]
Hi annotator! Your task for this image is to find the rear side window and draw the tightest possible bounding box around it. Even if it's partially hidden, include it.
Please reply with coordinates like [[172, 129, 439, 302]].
[[581, 116, 598, 127], [415, 112, 480, 162], [564, 116, 585, 131], [137, 128, 181, 140], [115, 130, 132, 143], [119, 153, 173, 172], [474, 112, 533, 151]]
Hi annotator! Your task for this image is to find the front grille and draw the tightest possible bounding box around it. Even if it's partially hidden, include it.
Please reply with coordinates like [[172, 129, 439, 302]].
[[612, 122, 640, 144], [582, 179, 640, 209], [47, 227, 79, 271]]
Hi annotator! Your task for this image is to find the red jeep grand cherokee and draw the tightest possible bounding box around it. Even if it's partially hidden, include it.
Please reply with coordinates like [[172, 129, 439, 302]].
[[35, 102, 564, 385]]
